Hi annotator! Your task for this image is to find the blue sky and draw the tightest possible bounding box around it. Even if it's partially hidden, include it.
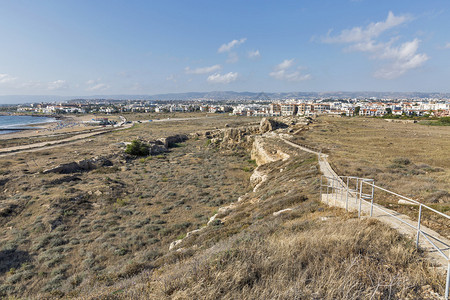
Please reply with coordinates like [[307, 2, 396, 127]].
[[1, 0, 450, 96]]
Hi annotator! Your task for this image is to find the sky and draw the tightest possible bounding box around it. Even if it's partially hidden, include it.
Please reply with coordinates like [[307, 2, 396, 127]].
[[1, 0, 450, 98]]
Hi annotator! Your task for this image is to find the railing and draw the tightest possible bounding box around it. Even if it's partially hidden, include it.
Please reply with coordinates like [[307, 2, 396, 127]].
[[320, 173, 450, 299], [320, 175, 374, 217]]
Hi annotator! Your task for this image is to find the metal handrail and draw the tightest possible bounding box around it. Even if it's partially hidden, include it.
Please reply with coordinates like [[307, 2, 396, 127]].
[[320, 174, 450, 298], [363, 181, 450, 221]]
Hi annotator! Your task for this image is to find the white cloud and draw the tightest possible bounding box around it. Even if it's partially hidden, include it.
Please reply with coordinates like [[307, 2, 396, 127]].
[[0, 74, 17, 84], [226, 52, 239, 63], [374, 39, 429, 79], [218, 38, 247, 53], [276, 59, 295, 70], [207, 72, 238, 84], [248, 50, 261, 59], [323, 11, 410, 44], [444, 42, 450, 49], [185, 64, 222, 74], [87, 83, 109, 91], [86, 79, 109, 91], [47, 80, 68, 90], [269, 59, 311, 82], [322, 11, 427, 79]]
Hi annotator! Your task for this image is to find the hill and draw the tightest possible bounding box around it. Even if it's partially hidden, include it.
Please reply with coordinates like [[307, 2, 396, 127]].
[[0, 113, 447, 298]]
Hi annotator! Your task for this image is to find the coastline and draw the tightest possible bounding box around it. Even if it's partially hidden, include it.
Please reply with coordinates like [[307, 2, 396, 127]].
[[0, 114, 118, 140], [0, 115, 58, 136]]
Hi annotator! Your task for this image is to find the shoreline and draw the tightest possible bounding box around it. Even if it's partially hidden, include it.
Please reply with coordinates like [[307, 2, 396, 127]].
[[0, 114, 119, 140], [0, 115, 58, 136]]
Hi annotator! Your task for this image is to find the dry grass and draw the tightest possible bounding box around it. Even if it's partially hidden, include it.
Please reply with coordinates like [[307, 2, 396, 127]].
[[295, 116, 450, 237], [0, 114, 258, 298], [78, 151, 443, 299], [299, 116, 449, 198], [0, 114, 445, 298]]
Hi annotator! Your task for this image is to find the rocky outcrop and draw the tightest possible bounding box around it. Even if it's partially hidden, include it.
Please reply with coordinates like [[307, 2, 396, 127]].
[[250, 167, 268, 192], [259, 118, 287, 133], [43, 156, 113, 174], [147, 141, 169, 155], [157, 134, 188, 148], [251, 135, 290, 166], [191, 125, 259, 146]]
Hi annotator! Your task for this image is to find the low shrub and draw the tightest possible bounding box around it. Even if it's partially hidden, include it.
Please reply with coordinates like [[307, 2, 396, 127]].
[[125, 140, 149, 156]]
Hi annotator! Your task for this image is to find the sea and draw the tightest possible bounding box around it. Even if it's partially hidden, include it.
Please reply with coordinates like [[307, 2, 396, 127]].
[[0, 115, 56, 134]]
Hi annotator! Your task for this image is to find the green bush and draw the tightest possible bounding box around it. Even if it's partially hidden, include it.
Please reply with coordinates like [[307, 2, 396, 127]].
[[125, 140, 149, 156]]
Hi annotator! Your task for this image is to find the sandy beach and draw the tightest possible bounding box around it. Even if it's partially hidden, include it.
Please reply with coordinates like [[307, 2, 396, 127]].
[[0, 114, 119, 141]]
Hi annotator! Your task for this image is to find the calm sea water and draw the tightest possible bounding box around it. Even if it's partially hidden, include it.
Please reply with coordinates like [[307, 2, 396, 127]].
[[0, 115, 56, 134]]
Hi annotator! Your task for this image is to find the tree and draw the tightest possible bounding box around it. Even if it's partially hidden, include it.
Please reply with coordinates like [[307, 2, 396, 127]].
[[125, 140, 149, 156], [385, 107, 392, 115], [354, 106, 360, 116]]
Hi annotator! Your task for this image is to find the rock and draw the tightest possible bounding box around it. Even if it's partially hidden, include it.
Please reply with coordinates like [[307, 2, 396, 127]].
[[250, 167, 269, 192], [273, 208, 293, 216], [259, 118, 274, 133], [157, 134, 188, 148], [207, 213, 218, 225], [43, 162, 80, 174], [148, 143, 168, 155], [186, 229, 201, 238], [169, 239, 182, 250], [43, 156, 113, 174], [250, 136, 290, 165], [94, 190, 102, 196], [259, 118, 287, 133], [398, 199, 416, 205]]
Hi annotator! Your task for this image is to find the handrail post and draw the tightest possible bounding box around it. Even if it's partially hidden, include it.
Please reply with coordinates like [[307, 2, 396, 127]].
[[358, 180, 363, 218], [346, 176, 349, 212], [326, 178, 329, 205], [332, 176, 335, 203], [445, 260, 450, 299], [416, 204, 422, 248], [320, 176, 323, 203], [370, 181, 374, 217]]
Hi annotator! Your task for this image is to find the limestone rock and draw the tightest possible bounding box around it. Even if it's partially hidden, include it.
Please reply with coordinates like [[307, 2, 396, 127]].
[[157, 134, 188, 148], [273, 208, 293, 216], [259, 118, 286, 133], [169, 239, 182, 250], [43, 156, 113, 174]]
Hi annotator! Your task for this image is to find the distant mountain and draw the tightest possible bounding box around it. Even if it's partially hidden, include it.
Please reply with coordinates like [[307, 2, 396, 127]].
[[1, 91, 450, 104]]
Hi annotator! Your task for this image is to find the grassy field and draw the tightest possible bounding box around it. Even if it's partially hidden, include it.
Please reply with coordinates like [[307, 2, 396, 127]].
[[295, 115, 450, 236], [0, 114, 259, 297], [0, 113, 446, 298], [77, 147, 444, 299]]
